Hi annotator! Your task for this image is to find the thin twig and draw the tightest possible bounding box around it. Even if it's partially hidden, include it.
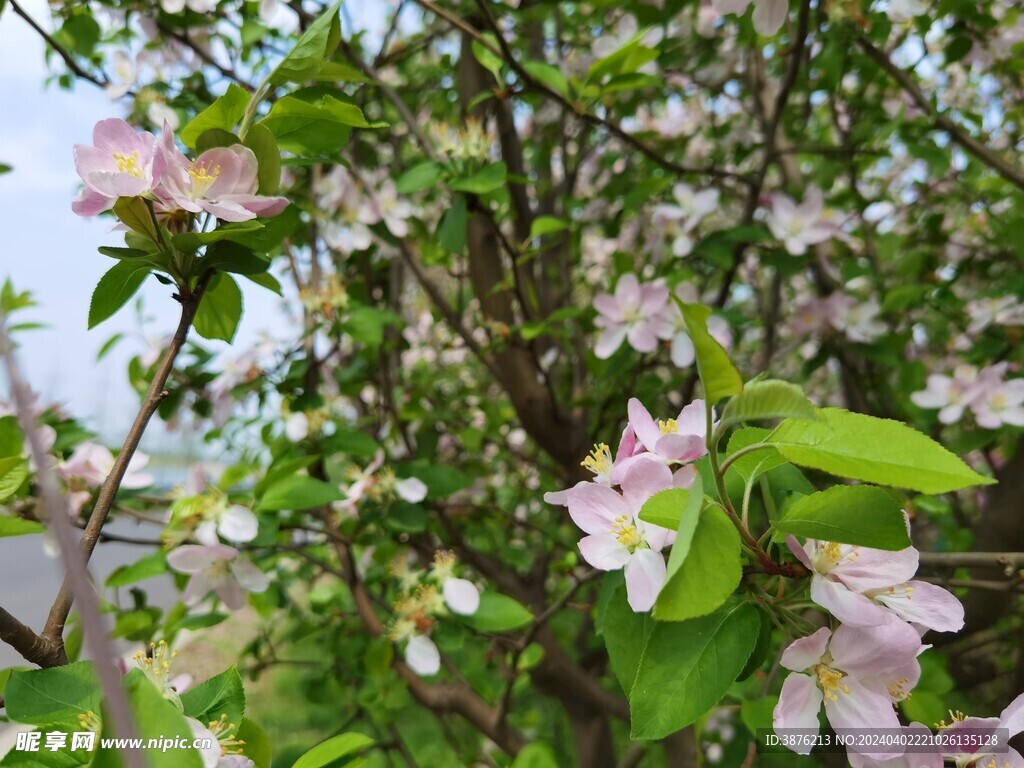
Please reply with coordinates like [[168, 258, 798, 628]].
[[8, 0, 111, 91], [42, 273, 213, 645]]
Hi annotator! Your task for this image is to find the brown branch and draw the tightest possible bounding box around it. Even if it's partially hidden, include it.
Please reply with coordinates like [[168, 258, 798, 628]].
[[156, 22, 254, 90], [42, 273, 212, 645], [414, 0, 754, 186], [918, 551, 1024, 574], [0, 605, 61, 668], [8, 0, 111, 91], [857, 36, 1024, 190]]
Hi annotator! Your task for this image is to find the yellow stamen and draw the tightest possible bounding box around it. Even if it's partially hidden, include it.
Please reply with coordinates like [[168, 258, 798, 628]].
[[581, 443, 612, 479], [611, 514, 641, 549], [189, 162, 221, 195], [936, 710, 967, 730], [658, 418, 678, 434], [112, 151, 143, 178], [815, 663, 850, 702]]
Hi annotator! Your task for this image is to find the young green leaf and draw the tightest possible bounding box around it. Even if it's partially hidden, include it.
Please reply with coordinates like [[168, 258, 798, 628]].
[[724, 427, 787, 484], [596, 574, 654, 693], [291, 733, 373, 768], [268, 3, 341, 85], [4, 662, 101, 726], [720, 380, 819, 427], [637, 487, 691, 530], [396, 161, 446, 195], [680, 302, 743, 404], [464, 593, 533, 633], [88, 261, 151, 330], [0, 515, 44, 538], [180, 84, 251, 148], [629, 601, 759, 739], [655, 505, 741, 622], [242, 123, 282, 195], [438, 196, 468, 253], [768, 408, 995, 494], [257, 475, 344, 512], [0, 457, 28, 503], [194, 273, 243, 343], [449, 161, 507, 195], [773, 485, 911, 550], [181, 667, 246, 727]]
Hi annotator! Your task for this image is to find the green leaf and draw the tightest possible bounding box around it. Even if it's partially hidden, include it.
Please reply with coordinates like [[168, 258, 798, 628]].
[[194, 273, 243, 343], [396, 161, 446, 195], [471, 36, 504, 81], [720, 380, 819, 427], [88, 261, 151, 330], [257, 475, 344, 511], [0, 456, 28, 502], [237, 719, 271, 768], [449, 161, 507, 194], [596, 574, 654, 692], [291, 733, 373, 768], [112, 197, 160, 242], [106, 551, 168, 587], [680, 303, 743, 404], [5, 662, 101, 727], [522, 60, 569, 98], [655, 506, 741, 621], [438, 196, 468, 253], [181, 667, 246, 727], [242, 123, 282, 195], [768, 408, 994, 494], [529, 215, 568, 238], [181, 84, 251, 148], [725, 427, 787, 484], [259, 96, 384, 155], [194, 128, 240, 152], [244, 272, 283, 295], [97, 246, 151, 261], [629, 602, 759, 740], [773, 485, 911, 550], [637, 487, 692, 530], [313, 60, 370, 83], [201, 242, 271, 276], [0, 515, 44, 538], [464, 593, 532, 633], [510, 744, 559, 768], [268, 3, 341, 85]]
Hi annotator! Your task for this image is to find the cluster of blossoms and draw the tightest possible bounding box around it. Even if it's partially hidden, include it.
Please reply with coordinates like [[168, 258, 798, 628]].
[[134, 642, 255, 768], [651, 183, 719, 258], [56, 442, 154, 516], [388, 552, 482, 677], [911, 362, 1024, 429], [772, 528, 973, 764], [546, 398, 709, 610], [765, 187, 842, 257], [72, 118, 288, 223], [592, 275, 732, 365], [964, 295, 1024, 336], [330, 450, 428, 517], [315, 166, 416, 255], [165, 492, 269, 611], [790, 289, 888, 345]]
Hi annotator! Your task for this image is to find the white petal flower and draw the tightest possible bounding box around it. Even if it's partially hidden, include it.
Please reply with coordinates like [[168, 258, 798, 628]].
[[405, 635, 441, 676], [442, 578, 480, 615], [395, 477, 428, 503]]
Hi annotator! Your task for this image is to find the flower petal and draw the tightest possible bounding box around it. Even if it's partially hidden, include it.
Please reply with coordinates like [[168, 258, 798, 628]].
[[578, 534, 631, 571], [405, 635, 441, 676], [623, 549, 667, 612], [773, 673, 823, 753], [568, 483, 631, 535], [443, 578, 480, 616], [780, 626, 831, 672]]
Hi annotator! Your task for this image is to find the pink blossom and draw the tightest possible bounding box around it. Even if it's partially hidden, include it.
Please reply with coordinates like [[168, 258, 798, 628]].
[[787, 536, 964, 633], [59, 443, 154, 489], [72, 118, 159, 216], [766, 187, 838, 256], [157, 129, 288, 222], [617, 398, 709, 482], [713, 0, 788, 35], [592, 274, 673, 359], [773, 621, 923, 758], [566, 459, 676, 611], [939, 691, 1024, 767], [910, 365, 983, 424], [966, 295, 1024, 335], [971, 372, 1024, 429], [167, 544, 269, 610], [651, 183, 719, 257]]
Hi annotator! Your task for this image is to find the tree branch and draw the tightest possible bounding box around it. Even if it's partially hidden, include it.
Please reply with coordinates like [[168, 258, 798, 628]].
[[8, 0, 111, 91], [42, 274, 212, 645], [857, 36, 1024, 190]]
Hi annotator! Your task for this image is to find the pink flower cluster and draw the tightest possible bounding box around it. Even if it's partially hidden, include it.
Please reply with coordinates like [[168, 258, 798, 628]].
[[545, 398, 710, 611], [911, 362, 1024, 429], [592, 275, 732, 366], [72, 118, 288, 223], [773, 527, 966, 764]]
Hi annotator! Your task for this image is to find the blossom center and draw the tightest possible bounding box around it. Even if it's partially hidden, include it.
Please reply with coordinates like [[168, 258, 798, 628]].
[[189, 162, 221, 196], [112, 151, 143, 178], [611, 514, 642, 550], [815, 663, 850, 702], [658, 418, 678, 434], [888, 676, 911, 701], [815, 541, 858, 572], [581, 443, 612, 480]]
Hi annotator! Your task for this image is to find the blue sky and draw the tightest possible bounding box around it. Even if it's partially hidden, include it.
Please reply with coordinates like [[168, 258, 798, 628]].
[[0, 1, 291, 443]]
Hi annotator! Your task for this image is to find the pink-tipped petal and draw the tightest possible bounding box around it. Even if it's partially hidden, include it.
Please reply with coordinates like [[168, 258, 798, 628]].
[[779, 627, 831, 672], [568, 483, 631, 534], [872, 581, 964, 633], [773, 673, 823, 753], [811, 576, 888, 627], [578, 534, 631, 571], [624, 549, 667, 611]]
